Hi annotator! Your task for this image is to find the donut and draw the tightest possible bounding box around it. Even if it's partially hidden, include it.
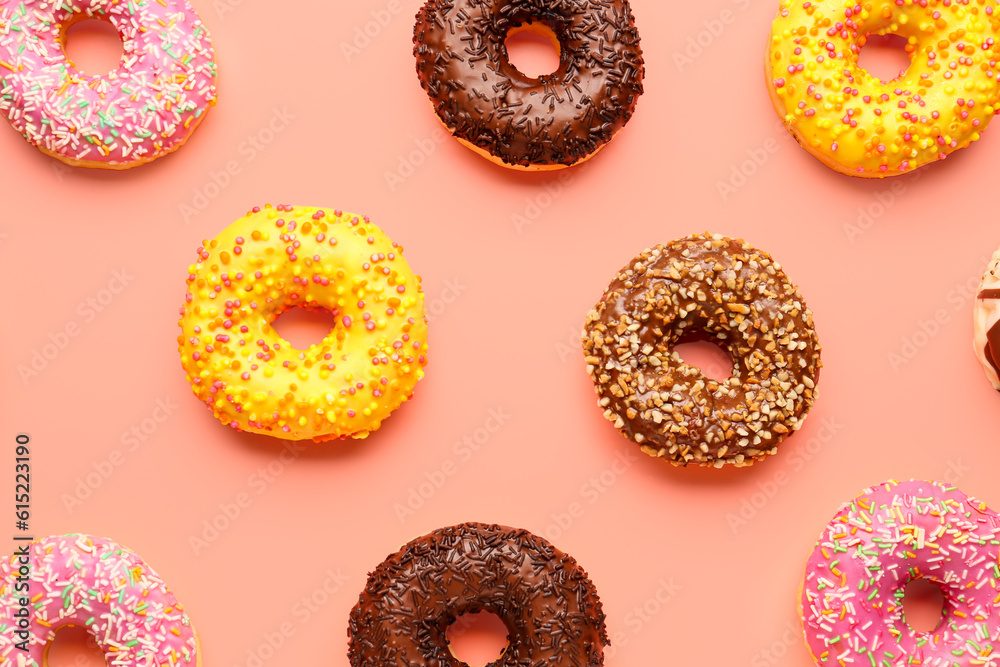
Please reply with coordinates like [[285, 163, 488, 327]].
[[582, 232, 822, 467], [974, 247, 1000, 390], [801, 480, 1000, 667], [413, 0, 644, 171], [766, 0, 1000, 177], [177, 204, 428, 441], [348, 522, 609, 666], [0, 534, 199, 667], [0, 0, 217, 169]]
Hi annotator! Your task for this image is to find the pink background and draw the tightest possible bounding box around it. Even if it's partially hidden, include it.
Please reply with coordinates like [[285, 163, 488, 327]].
[[3, 0, 1000, 665]]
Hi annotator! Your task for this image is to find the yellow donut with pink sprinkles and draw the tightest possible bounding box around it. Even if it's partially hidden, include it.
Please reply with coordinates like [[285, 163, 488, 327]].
[[767, 0, 1000, 177], [178, 205, 429, 442]]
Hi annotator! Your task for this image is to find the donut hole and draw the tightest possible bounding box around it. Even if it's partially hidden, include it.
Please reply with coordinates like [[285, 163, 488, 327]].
[[270, 307, 340, 350], [902, 578, 946, 633], [858, 33, 911, 83], [673, 337, 734, 382], [62, 18, 125, 77], [42, 625, 108, 667], [504, 22, 561, 78], [446, 610, 510, 666]]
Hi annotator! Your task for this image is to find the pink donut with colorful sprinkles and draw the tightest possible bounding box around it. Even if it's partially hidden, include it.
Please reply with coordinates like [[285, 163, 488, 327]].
[[0, 0, 217, 169], [801, 480, 1000, 667], [0, 534, 199, 667]]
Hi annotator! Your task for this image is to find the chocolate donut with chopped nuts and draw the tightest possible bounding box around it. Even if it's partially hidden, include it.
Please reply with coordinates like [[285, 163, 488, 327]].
[[582, 233, 822, 468], [413, 0, 644, 170], [347, 522, 609, 666]]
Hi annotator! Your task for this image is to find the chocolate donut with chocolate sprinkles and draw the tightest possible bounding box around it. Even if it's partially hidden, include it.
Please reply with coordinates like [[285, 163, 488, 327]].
[[347, 522, 609, 666], [413, 0, 644, 170], [583, 233, 822, 468], [974, 248, 1000, 390]]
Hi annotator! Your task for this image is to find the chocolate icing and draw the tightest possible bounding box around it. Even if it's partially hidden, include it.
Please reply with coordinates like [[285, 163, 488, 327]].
[[413, 0, 644, 168], [583, 234, 822, 467], [986, 320, 1000, 381], [347, 522, 609, 666], [980, 289, 1000, 381]]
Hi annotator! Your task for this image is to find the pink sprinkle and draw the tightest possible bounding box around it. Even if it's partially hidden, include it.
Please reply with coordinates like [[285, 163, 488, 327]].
[[343, 316, 352, 327]]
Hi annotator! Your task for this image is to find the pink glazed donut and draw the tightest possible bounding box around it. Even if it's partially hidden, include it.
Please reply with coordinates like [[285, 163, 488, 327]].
[[801, 480, 1000, 667], [0, 534, 199, 667], [0, 0, 217, 168]]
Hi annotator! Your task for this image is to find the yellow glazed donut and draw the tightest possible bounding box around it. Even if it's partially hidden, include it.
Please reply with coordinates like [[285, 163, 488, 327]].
[[178, 205, 428, 441], [766, 0, 1000, 177]]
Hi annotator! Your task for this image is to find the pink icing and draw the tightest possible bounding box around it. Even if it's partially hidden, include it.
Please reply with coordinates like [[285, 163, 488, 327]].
[[0, 0, 217, 166], [0, 534, 197, 667], [802, 480, 1000, 667]]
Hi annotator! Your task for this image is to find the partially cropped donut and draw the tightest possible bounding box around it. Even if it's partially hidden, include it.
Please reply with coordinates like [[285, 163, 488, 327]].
[[0, 0, 217, 168], [348, 522, 609, 666], [178, 205, 428, 441], [974, 247, 1000, 390], [0, 534, 199, 667], [766, 0, 1000, 177], [802, 480, 1000, 667], [583, 233, 822, 467], [413, 0, 644, 170]]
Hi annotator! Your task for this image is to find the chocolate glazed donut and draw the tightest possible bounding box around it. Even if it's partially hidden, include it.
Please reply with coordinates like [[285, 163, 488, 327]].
[[347, 522, 609, 666], [413, 0, 644, 170]]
